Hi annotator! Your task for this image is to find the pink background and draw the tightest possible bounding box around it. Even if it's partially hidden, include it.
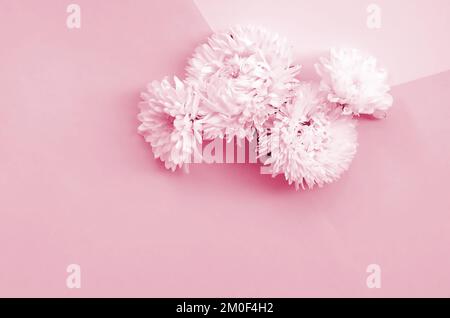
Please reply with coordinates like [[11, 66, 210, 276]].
[[1, 0, 449, 297]]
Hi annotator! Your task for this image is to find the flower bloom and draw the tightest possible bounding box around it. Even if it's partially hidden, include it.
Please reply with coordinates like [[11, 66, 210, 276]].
[[258, 84, 358, 189], [138, 77, 202, 171], [315, 48, 393, 117], [187, 25, 300, 141]]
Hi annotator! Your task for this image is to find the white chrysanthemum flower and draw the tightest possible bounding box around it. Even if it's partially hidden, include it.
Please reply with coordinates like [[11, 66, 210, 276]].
[[187, 25, 300, 141], [258, 84, 358, 189], [138, 77, 202, 171], [315, 48, 393, 117]]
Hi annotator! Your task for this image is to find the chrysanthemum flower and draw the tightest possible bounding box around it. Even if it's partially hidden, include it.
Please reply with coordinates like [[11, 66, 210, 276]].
[[315, 48, 393, 117], [187, 25, 300, 141], [138, 77, 202, 171], [258, 84, 358, 189]]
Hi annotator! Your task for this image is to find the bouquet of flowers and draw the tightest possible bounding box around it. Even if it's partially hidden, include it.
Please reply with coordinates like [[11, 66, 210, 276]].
[[138, 26, 393, 190]]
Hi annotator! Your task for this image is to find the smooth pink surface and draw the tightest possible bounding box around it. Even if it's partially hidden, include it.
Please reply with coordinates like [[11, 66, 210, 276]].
[[1, 0, 450, 297], [195, 0, 450, 85]]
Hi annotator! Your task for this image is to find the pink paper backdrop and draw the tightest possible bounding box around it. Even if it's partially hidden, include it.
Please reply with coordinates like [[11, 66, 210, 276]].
[[0, 0, 449, 297]]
